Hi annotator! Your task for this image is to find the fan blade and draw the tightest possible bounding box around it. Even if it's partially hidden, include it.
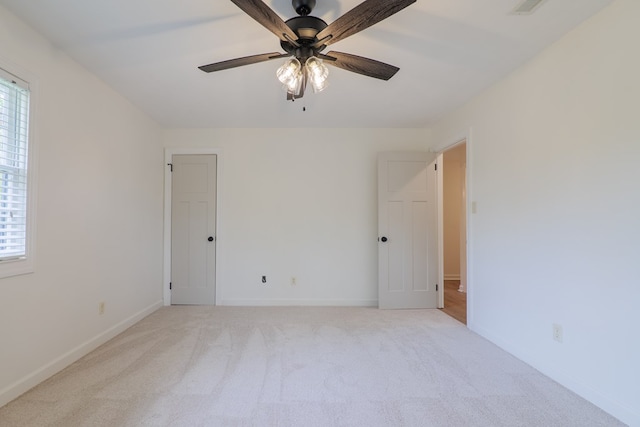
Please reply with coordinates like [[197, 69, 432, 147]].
[[230, 0, 298, 42], [199, 52, 287, 73], [316, 0, 415, 46], [325, 51, 399, 80]]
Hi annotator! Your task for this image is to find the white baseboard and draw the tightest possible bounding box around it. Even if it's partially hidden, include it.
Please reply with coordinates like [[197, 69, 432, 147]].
[[469, 324, 639, 427], [444, 274, 461, 280], [220, 299, 378, 307], [0, 300, 163, 408]]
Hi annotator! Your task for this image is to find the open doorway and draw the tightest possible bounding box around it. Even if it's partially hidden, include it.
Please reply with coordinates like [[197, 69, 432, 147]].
[[439, 142, 467, 324]]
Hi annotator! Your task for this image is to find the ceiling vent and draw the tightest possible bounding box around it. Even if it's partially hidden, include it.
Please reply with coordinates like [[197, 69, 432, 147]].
[[511, 0, 548, 15]]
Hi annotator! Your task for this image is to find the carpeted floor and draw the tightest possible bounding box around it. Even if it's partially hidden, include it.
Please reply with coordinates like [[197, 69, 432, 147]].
[[0, 307, 624, 426]]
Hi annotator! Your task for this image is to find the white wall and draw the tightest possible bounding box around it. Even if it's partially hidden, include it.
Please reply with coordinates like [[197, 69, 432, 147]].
[[431, 0, 640, 425], [163, 128, 430, 306], [0, 6, 164, 407]]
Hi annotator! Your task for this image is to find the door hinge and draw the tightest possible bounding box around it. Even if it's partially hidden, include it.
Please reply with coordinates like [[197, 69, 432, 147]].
[[167, 163, 173, 172], [169, 282, 172, 290], [436, 284, 439, 291]]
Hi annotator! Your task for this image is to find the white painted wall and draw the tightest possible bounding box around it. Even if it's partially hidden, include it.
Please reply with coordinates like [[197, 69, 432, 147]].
[[0, 6, 164, 407], [431, 0, 640, 425], [163, 128, 430, 306]]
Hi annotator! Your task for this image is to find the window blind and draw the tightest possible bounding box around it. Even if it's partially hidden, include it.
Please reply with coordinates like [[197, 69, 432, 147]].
[[0, 70, 30, 261]]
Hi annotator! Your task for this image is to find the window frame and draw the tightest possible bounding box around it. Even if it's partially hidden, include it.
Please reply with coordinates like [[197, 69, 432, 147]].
[[0, 62, 37, 279]]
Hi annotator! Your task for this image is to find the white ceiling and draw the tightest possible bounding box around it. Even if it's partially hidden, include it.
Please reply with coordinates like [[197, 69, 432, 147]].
[[0, 0, 614, 128]]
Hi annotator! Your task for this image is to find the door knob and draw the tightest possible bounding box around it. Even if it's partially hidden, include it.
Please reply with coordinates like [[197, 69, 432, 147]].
[[208, 236, 215, 242], [380, 236, 388, 242]]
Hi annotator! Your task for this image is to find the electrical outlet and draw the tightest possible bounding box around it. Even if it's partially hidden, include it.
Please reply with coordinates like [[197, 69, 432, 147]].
[[552, 323, 563, 343], [99, 302, 105, 315], [262, 276, 267, 284], [291, 277, 297, 286]]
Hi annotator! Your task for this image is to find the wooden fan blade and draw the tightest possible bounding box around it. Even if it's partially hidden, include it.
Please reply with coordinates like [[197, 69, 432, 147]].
[[198, 52, 286, 73], [325, 51, 399, 80], [230, 0, 298, 42], [316, 0, 415, 46]]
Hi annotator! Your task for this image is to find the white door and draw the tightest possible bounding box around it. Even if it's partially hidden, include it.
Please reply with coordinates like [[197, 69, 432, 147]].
[[171, 154, 217, 305], [378, 152, 439, 309]]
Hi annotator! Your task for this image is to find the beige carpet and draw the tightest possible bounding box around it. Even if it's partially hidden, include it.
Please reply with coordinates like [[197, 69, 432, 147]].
[[0, 307, 624, 426]]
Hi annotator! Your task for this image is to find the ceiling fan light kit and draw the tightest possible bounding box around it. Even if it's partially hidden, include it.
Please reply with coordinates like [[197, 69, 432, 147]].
[[277, 56, 329, 97], [198, 0, 416, 100]]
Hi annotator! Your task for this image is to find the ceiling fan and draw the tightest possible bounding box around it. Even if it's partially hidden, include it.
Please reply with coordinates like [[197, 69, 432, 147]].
[[198, 0, 416, 100]]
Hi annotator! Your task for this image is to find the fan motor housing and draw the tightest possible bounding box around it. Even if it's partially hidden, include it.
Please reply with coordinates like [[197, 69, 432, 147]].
[[284, 16, 327, 40], [281, 15, 328, 57]]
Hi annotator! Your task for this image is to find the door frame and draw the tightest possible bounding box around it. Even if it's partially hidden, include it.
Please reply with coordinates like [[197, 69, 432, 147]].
[[434, 129, 473, 326], [163, 148, 223, 306]]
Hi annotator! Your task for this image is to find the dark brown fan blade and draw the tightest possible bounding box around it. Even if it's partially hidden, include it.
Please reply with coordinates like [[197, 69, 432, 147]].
[[199, 52, 286, 73], [316, 0, 415, 46], [324, 51, 399, 80], [230, 0, 298, 42]]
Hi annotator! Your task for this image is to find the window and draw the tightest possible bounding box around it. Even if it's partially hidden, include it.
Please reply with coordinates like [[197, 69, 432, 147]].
[[0, 66, 33, 275]]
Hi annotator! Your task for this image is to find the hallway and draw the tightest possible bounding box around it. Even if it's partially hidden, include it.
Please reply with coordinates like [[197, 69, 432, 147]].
[[440, 280, 466, 324]]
